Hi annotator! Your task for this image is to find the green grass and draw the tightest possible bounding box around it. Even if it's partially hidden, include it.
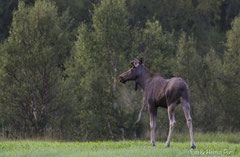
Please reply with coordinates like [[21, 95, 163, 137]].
[[169, 132, 240, 143], [0, 140, 239, 157], [0, 132, 239, 157]]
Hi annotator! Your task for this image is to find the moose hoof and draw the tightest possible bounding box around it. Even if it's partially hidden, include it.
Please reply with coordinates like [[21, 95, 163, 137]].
[[150, 142, 156, 146], [165, 143, 170, 147], [191, 144, 196, 149]]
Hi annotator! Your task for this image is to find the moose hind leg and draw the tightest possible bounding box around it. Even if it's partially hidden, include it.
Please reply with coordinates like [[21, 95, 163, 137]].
[[149, 105, 157, 146], [166, 104, 176, 147], [181, 101, 196, 149]]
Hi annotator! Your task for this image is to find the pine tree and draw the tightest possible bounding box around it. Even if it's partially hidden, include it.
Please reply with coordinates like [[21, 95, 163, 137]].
[[0, 0, 72, 136]]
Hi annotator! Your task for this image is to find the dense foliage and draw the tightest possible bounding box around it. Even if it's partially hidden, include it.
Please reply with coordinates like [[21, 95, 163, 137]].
[[0, 0, 239, 140]]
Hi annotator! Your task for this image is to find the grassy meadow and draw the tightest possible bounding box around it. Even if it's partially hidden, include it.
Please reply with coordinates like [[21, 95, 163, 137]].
[[0, 133, 239, 157]]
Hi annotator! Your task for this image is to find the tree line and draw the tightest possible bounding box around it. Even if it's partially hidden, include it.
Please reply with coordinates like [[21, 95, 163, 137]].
[[0, 0, 239, 140]]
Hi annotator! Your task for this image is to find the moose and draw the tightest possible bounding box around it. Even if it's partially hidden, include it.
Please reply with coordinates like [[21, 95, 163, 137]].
[[119, 57, 196, 149]]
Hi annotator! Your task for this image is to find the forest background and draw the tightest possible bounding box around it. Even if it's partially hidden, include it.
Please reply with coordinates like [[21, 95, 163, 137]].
[[0, 0, 239, 141]]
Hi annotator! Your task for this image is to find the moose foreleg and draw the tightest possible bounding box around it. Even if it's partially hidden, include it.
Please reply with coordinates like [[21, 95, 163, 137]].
[[135, 95, 146, 125], [149, 105, 157, 146]]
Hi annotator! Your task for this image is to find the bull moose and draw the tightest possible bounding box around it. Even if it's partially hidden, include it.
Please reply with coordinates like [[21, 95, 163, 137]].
[[119, 57, 196, 149]]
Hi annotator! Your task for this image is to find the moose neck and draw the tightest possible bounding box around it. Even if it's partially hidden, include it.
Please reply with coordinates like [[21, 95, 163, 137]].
[[136, 67, 151, 90]]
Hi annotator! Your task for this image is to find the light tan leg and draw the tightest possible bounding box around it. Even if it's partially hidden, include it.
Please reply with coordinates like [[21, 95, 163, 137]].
[[182, 102, 196, 149], [166, 104, 176, 147], [149, 105, 157, 146]]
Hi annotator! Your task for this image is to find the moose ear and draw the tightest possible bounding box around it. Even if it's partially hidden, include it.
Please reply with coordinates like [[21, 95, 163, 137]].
[[131, 61, 135, 67], [131, 58, 139, 67], [139, 57, 144, 65]]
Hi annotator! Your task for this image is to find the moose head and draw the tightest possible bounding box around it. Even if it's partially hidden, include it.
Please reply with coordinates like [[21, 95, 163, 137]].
[[119, 57, 144, 90]]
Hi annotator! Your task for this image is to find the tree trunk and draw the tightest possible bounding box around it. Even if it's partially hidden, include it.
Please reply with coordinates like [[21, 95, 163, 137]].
[[133, 129, 137, 141], [120, 128, 125, 140], [106, 117, 114, 139]]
